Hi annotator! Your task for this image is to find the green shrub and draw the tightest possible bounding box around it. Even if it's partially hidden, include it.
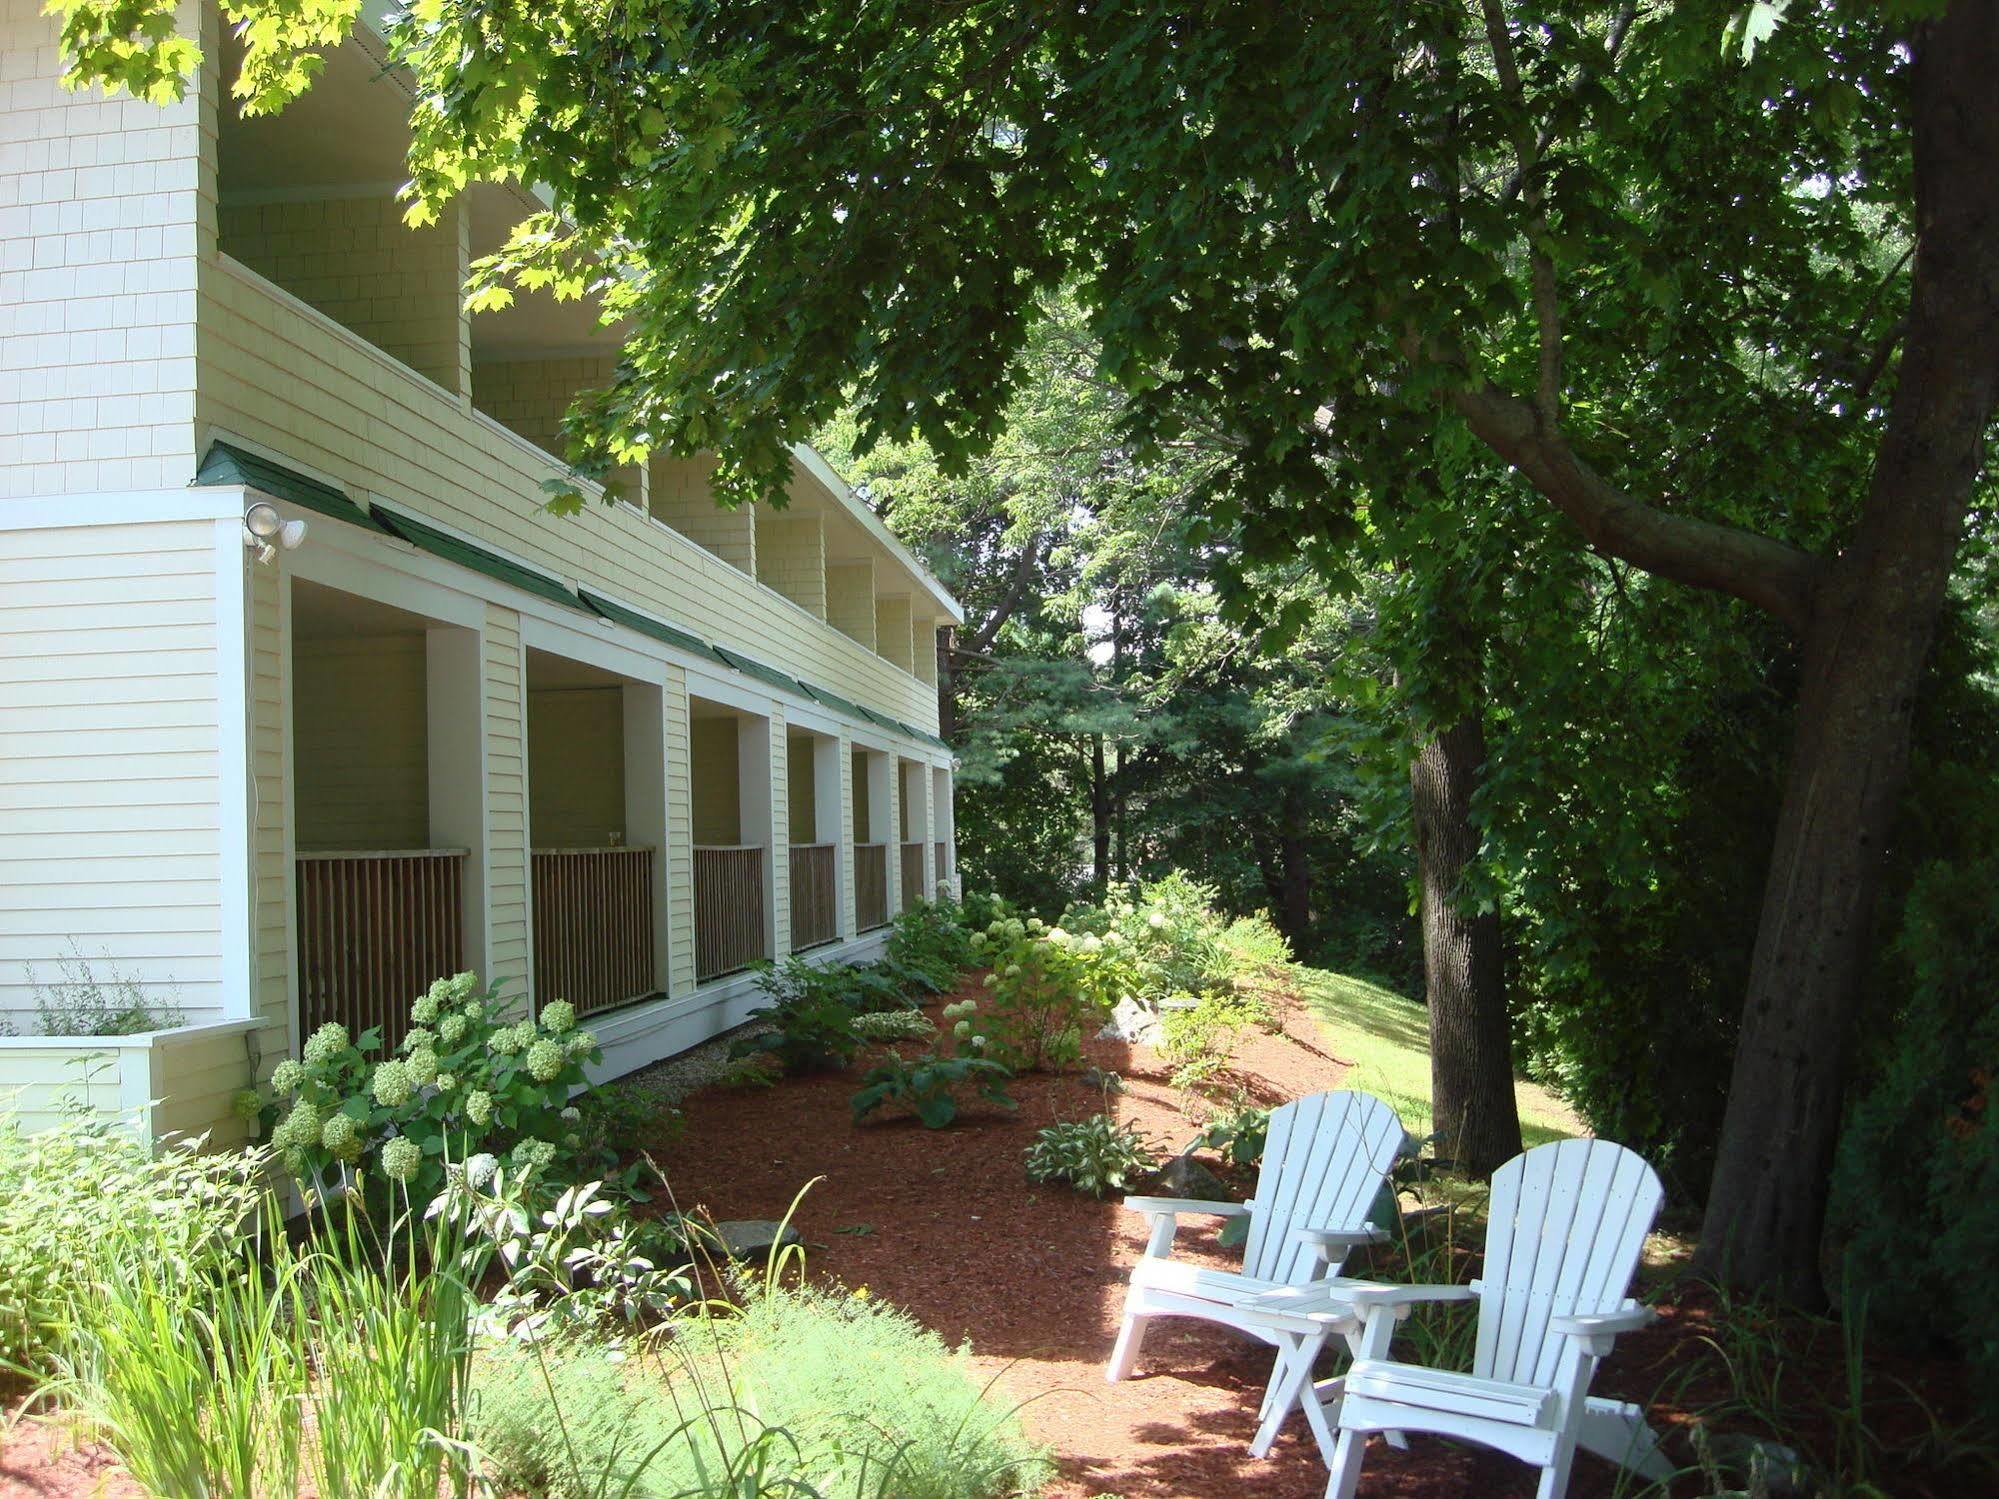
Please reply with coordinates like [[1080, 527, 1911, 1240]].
[[473, 1283, 1049, 1498], [967, 915, 1131, 1070], [0, 1109, 262, 1371], [1025, 1115, 1159, 1197], [883, 901, 977, 993], [850, 1009, 938, 1043], [851, 1053, 1016, 1129], [261, 971, 609, 1205], [1159, 987, 1276, 1069], [1195, 1102, 1272, 1170], [1830, 856, 1999, 1416], [732, 966, 862, 1075]]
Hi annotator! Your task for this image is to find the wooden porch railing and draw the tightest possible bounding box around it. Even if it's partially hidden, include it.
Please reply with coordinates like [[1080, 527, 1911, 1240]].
[[854, 842, 889, 931], [694, 845, 767, 981], [900, 841, 927, 907], [934, 841, 950, 893], [297, 850, 465, 1053], [532, 847, 655, 1017], [789, 843, 838, 951]]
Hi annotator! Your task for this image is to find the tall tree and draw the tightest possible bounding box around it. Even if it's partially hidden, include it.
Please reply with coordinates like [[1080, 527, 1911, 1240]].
[[73, 0, 1999, 1295]]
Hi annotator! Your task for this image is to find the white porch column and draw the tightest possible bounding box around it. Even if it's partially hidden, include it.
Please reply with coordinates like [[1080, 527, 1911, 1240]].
[[426, 624, 488, 977], [738, 711, 780, 961], [837, 731, 858, 938], [932, 763, 956, 898], [901, 756, 933, 903], [662, 670, 695, 997], [622, 681, 671, 998], [869, 746, 896, 916], [814, 730, 845, 936]]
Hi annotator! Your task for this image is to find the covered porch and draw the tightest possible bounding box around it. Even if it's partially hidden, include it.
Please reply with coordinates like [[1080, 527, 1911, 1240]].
[[690, 698, 777, 982]]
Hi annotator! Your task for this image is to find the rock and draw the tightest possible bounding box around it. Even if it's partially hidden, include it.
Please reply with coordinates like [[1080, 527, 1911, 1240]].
[[1706, 1433, 1806, 1493], [1099, 995, 1162, 1046], [711, 1219, 803, 1261], [1145, 1153, 1236, 1203]]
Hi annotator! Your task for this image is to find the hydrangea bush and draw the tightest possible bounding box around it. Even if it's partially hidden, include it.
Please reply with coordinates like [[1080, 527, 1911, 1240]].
[[966, 913, 1135, 1071], [264, 972, 606, 1203]]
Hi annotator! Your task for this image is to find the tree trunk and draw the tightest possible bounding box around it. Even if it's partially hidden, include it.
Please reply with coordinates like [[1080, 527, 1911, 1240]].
[[1090, 733, 1112, 887], [1278, 779, 1313, 945], [1695, 0, 1999, 1297], [936, 626, 956, 740], [1411, 709, 1522, 1177]]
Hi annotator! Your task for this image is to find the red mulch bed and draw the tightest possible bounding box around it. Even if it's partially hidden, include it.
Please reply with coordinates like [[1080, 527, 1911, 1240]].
[[630, 977, 1985, 1499]]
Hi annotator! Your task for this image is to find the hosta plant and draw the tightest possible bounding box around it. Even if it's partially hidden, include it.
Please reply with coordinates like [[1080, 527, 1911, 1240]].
[[1025, 1115, 1160, 1197], [851, 1008, 938, 1043], [262, 971, 609, 1206]]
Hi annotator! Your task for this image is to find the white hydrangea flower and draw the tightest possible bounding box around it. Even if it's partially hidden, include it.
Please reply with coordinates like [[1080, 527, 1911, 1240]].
[[320, 1113, 361, 1162], [488, 1022, 530, 1057], [410, 994, 441, 1026], [559, 1105, 581, 1123], [405, 1048, 439, 1087], [539, 1000, 577, 1035], [434, 1071, 457, 1093], [464, 1089, 494, 1126], [270, 1059, 307, 1095], [953, 1020, 972, 1038], [302, 1022, 349, 1066], [982, 973, 997, 988], [371, 1060, 415, 1109], [464, 1151, 498, 1189], [380, 1136, 421, 1182], [969, 1034, 988, 1050], [525, 1039, 565, 1083], [1147, 911, 1166, 930], [438, 1012, 469, 1046], [403, 1028, 437, 1054], [566, 1029, 597, 1057]]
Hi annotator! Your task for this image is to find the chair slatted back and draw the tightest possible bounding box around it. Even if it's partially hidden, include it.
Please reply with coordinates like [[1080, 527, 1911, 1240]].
[[1242, 1091, 1407, 1285], [1473, 1138, 1664, 1389]]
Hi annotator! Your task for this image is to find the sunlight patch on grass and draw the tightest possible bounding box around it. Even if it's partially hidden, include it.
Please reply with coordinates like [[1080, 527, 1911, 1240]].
[[1292, 967, 1581, 1147]]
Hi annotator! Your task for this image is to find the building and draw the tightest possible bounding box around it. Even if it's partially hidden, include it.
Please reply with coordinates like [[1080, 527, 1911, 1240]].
[[0, 0, 963, 1141]]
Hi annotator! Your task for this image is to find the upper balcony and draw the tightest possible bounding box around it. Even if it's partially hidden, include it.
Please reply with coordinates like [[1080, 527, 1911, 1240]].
[[195, 20, 957, 729]]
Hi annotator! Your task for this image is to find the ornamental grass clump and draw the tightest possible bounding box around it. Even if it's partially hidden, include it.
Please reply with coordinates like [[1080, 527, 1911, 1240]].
[[472, 1281, 1049, 1499], [261, 971, 610, 1205]]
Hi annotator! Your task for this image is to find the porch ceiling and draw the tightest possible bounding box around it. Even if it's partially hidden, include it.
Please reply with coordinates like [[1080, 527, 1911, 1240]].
[[292, 578, 433, 640]]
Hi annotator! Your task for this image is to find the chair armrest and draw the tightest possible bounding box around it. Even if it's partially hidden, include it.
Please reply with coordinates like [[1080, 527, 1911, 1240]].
[[1340, 1282, 1481, 1311], [1550, 1303, 1655, 1339], [1121, 1196, 1251, 1218], [1290, 1224, 1388, 1251]]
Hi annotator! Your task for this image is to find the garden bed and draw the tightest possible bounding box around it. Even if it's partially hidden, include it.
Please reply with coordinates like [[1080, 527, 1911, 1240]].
[[625, 974, 1983, 1499]]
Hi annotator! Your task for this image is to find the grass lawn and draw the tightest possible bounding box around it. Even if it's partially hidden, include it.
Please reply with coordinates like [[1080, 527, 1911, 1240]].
[[1293, 966, 1581, 1148]]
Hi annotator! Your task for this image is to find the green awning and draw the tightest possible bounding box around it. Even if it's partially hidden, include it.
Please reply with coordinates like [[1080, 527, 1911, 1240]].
[[801, 681, 866, 720], [194, 441, 386, 533], [579, 590, 726, 664], [373, 505, 581, 611], [712, 643, 807, 698]]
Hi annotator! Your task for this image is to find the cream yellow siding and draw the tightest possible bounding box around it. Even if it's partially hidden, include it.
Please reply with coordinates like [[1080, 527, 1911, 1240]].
[[662, 668, 694, 994], [875, 594, 914, 673], [827, 560, 876, 650], [292, 633, 429, 849], [689, 716, 741, 845], [756, 510, 826, 619], [527, 686, 625, 846], [249, 561, 288, 1064], [0, 519, 227, 1028], [219, 196, 468, 395], [474, 355, 639, 497], [787, 732, 818, 844], [648, 454, 754, 574], [0, 0, 210, 497], [483, 604, 530, 999]]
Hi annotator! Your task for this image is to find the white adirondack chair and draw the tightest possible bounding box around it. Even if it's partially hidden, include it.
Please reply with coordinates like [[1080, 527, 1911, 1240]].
[[1107, 1090, 1408, 1443], [1312, 1137, 1668, 1499]]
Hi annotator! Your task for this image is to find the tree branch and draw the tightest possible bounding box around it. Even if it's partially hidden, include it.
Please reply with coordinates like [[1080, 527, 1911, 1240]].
[[1481, 0, 1562, 426], [968, 531, 1045, 652], [1447, 381, 1824, 633]]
